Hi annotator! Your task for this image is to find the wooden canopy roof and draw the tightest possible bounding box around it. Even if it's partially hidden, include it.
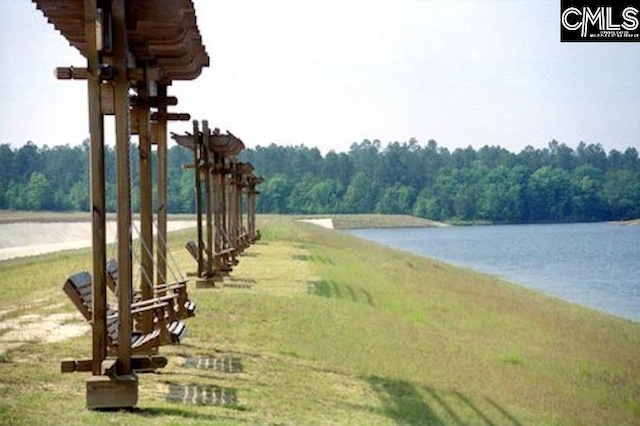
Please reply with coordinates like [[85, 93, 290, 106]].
[[32, 0, 209, 82], [173, 131, 245, 156]]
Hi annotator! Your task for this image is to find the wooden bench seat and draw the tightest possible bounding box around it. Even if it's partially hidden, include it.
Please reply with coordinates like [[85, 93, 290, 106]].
[[106, 259, 196, 320], [185, 239, 236, 273], [63, 271, 187, 353], [186, 240, 235, 260]]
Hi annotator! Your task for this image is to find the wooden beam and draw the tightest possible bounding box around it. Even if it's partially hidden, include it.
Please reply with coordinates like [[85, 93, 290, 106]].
[[61, 356, 168, 373], [203, 120, 214, 276], [193, 121, 204, 277], [136, 76, 154, 334], [214, 152, 224, 258], [112, 0, 133, 375], [130, 95, 178, 107], [151, 112, 190, 121], [55, 66, 163, 82], [56, 66, 89, 80], [229, 159, 238, 252], [156, 84, 168, 286], [84, 0, 107, 378]]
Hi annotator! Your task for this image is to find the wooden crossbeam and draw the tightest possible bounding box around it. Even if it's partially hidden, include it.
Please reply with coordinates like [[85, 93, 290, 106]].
[[61, 356, 169, 374], [130, 96, 178, 107], [151, 112, 190, 121], [55, 66, 164, 82]]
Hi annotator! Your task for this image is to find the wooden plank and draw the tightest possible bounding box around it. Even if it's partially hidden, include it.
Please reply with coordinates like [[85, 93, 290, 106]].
[[185, 240, 198, 261], [111, 0, 133, 376]]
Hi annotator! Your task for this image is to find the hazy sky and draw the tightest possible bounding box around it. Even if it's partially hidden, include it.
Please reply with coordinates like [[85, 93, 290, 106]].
[[1, 0, 639, 154]]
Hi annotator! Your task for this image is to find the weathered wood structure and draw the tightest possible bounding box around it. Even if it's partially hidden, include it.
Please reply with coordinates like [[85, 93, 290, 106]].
[[33, 0, 208, 409], [173, 122, 262, 286], [246, 175, 264, 244]]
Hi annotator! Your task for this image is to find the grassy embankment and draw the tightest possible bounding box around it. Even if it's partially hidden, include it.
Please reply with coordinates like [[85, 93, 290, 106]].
[[1, 215, 639, 425]]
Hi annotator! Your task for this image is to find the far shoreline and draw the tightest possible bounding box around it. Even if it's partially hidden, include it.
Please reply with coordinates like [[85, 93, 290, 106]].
[[2, 209, 638, 228]]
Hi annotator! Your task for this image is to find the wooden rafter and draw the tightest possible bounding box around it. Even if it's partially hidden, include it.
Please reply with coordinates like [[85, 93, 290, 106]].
[[33, 0, 209, 83]]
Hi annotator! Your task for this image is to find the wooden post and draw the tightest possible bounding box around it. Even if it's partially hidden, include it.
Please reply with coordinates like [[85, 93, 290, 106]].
[[202, 121, 214, 278], [247, 175, 262, 242], [112, 0, 133, 375], [84, 0, 106, 377], [229, 158, 240, 253], [236, 163, 244, 249], [238, 165, 249, 248], [221, 157, 229, 252], [136, 73, 154, 333], [213, 151, 224, 263], [247, 180, 254, 242], [193, 121, 204, 278], [229, 159, 238, 252], [156, 84, 168, 286]]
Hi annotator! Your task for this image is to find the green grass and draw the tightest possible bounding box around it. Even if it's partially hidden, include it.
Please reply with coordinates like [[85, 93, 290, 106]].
[[1, 216, 639, 425]]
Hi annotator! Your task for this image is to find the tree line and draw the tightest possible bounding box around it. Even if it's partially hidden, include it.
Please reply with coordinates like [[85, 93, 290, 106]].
[[1, 139, 639, 223]]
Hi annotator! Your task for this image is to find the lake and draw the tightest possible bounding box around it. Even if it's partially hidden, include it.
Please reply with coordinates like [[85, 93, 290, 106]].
[[348, 223, 640, 323]]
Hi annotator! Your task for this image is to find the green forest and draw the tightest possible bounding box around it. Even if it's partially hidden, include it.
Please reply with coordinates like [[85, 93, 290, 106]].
[[1, 139, 639, 223]]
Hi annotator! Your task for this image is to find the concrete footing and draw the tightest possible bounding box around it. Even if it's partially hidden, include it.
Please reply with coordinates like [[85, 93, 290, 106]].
[[86, 374, 138, 410]]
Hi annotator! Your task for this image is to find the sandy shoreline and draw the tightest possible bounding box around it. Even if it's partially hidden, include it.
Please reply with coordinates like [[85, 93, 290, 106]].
[[298, 218, 334, 229]]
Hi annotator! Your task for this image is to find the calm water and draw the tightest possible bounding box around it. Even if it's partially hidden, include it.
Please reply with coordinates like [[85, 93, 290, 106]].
[[348, 223, 640, 323]]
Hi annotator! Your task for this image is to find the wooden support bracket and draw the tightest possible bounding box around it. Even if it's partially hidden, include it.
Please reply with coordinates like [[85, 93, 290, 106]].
[[61, 356, 169, 373], [55, 66, 163, 82], [130, 96, 178, 107], [151, 112, 190, 121]]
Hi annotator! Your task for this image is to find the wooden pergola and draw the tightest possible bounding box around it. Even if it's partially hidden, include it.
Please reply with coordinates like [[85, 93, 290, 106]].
[[173, 123, 262, 287], [33, 0, 208, 409]]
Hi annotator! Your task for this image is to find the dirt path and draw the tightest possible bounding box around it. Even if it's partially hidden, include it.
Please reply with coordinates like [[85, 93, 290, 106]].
[[0, 300, 89, 356]]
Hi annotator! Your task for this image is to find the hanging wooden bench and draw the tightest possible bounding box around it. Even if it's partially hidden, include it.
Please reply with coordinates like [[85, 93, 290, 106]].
[[185, 239, 236, 272], [62, 271, 187, 355], [105, 260, 196, 320]]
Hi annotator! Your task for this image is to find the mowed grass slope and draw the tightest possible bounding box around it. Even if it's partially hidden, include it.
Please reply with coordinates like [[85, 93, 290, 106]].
[[1, 216, 639, 425]]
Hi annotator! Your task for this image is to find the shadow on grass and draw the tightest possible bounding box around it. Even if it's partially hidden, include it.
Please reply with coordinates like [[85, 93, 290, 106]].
[[183, 356, 243, 373], [310, 279, 374, 306], [133, 406, 251, 423], [164, 382, 246, 411], [368, 376, 444, 425], [218, 276, 256, 289], [367, 376, 523, 426], [292, 253, 333, 264]]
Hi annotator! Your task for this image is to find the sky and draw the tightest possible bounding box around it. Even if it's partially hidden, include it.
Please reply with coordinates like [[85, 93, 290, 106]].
[[1, 0, 639, 154]]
